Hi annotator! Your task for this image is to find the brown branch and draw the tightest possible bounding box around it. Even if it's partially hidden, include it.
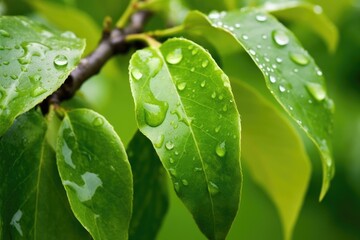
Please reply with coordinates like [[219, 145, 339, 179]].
[[40, 10, 152, 114]]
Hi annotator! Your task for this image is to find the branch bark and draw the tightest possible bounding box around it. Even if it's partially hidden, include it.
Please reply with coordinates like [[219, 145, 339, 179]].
[[40, 10, 152, 114]]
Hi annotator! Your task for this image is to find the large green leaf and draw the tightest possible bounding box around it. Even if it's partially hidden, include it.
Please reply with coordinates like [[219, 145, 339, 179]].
[[183, 8, 334, 200], [56, 109, 133, 240], [127, 131, 169, 240], [129, 38, 241, 240], [261, 1, 338, 52], [0, 110, 89, 239], [232, 80, 310, 240], [0, 16, 85, 136]]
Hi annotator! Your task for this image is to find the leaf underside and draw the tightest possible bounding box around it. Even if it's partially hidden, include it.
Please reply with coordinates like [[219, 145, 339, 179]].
[[129, 38, 242, 240]]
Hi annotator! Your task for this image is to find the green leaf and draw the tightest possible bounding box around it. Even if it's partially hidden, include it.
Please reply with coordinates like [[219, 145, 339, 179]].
[[129, 38, 242, 240], [127, 131, 169, 240], [232, 80, 311, 240], [180, 0, 236, 12], [261, 1, 338, 52], [28, 0, 99, 54], [56, 109, 133, 240], [0, 16, 85, 136], [0, 110, 89, 239], [183, 8, 334, 200]]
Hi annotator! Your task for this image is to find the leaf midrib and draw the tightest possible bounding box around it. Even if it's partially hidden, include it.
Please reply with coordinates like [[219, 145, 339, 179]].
[[154, 46, 217, 236]]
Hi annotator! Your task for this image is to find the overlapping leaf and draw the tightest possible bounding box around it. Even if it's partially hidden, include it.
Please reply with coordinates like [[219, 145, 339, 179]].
[[0, 110, 89, 239], [0, 16, 85, 136], [129, 38, 241, 240], [183, 8, 334, 200], [127, 131, 169, 240], [56, 109, 132, 240], [232, 81, 311, 240]]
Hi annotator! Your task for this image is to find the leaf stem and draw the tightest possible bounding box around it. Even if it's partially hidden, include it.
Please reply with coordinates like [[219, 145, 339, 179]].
[[116, 0, 139, 28], [147, 25, 185, 38], [126, 33, 161, 48]]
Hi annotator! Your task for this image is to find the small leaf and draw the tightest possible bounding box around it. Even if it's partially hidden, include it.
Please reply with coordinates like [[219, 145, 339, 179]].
[[127, 131, 169, 240], [56, 109, 133, 240], [232, 80, 311, 240], [261, 1, 338, 52], [0, 110, 89, 239], [183, 8, 334, 200], [129, 38, 242, 240], [0, 16, 85, 136]]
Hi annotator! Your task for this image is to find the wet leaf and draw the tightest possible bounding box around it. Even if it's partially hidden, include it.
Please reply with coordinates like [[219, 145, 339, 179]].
[[129, 38, 242, 240], [0, 16, 85, 136], [232, 81, 311, 240], [0, 110, 89, 239], [127, 131, 169, 240], [183, 8, 334, 200], [261, 1, 338, 52], [56, 109, 132, 240]]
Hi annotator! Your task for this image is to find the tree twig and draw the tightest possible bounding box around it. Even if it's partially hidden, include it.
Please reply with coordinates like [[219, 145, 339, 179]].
[[40, 10, 152, 114]]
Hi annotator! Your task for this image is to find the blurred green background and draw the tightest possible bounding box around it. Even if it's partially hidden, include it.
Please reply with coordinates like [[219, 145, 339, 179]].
[[2, 0, 360, 239]]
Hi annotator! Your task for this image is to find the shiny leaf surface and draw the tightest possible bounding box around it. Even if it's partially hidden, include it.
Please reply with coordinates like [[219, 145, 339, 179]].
[[129, 38, 242, 240], [56, 109, 132, 240], [0, 110, 89, 239], [127, 131, 169, 240], [183, 8, 334, 200], [0, 16, 85, 136], [233, 81, 311, 240]]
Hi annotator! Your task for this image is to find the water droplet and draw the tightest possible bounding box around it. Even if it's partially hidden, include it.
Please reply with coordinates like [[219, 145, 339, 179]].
[[262, 34, 268, 40], [177, 82, 187, 91], [222, 105, 228, 112], [235, 23, 241, 28], [29, 74, 41, 83], [208, 181, 219, 195], [215, 125, 221, 133], [194, 167, 202, 172], [279, 85, 286, 92], [215, 141, 226, 157], [289, 52, 309, 66], [218, 94, 224, 100], [316, 68, 323, 76], [10, 75, 18, 80], [306, 82, 327, 101], [166, 48, 182, 64], [19, 42, 50, 64], [276, 57, 283, 63], [272, 30, 290, 46], [63, 172, 102, 202], [31, 86, 47, 97], [143, 102, 168, 127], [201, 60, 209, 68], [256, 14, 267, 22], [61, 31, 76, 38], [242, 35, 249, 40], [131, 68, 142, 80], [313, 5, 323, 14], [249, 49, 256, 55], [169, 168, 177, 177], [211, 92, 217, 99], [325, 98, 335, 113], [200, 80, 206, 88], [191, 48, 199, 55], [174, 182, 180, 192], [209, 11, 220, 19], [190, 67, 195, 72], [92, 117, 104, 127], [10, 210, 23, 236], [165, 141, 174, 150], [2, 61, 9, 65], [54, 54, 68, 68], [0, 29, 10, 37], [169, 158, 175, 164], [270, 75, 276, 83], [182, 179, 189, 186], [154, 134, 165, 148]]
